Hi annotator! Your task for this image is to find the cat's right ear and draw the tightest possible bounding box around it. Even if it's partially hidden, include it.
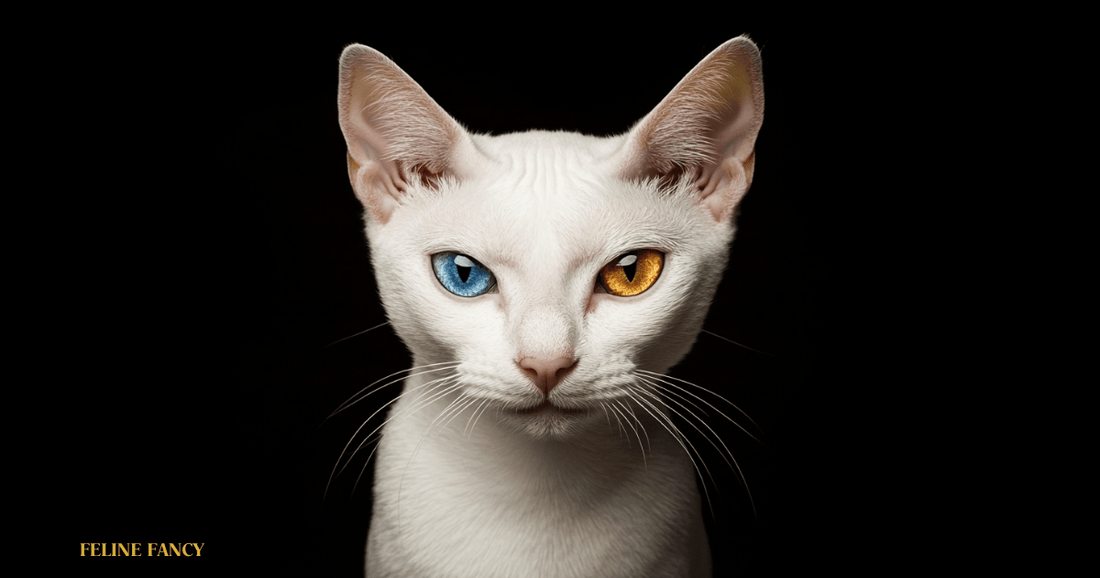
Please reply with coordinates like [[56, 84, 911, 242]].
[[338, 45, 475, 223]]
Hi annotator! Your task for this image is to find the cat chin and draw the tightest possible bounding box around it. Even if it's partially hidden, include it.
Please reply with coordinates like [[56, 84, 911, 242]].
[[497, 404, 597, 440]]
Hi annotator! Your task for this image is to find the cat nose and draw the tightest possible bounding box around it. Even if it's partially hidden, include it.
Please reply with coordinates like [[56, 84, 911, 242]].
[[517, 356, 577, 395]]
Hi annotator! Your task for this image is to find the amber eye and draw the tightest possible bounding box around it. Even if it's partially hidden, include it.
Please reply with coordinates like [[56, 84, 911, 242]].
[[597, 250, 664, 296]]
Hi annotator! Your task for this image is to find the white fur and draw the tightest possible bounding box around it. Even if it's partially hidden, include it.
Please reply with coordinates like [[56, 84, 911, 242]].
[[337, 37, 764, 578]]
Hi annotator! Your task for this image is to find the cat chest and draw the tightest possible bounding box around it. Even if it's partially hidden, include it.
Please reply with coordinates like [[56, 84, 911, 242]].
[[367, 481, 699, 578], [368, 408, 704, 576]]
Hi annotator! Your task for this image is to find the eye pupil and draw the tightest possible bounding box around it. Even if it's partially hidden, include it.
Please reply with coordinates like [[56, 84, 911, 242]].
[[617, 254, 638, 282], [457, 265, 471, 283], [622, 261, 636, 282]]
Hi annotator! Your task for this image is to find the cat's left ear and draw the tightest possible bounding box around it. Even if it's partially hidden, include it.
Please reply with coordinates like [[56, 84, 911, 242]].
[[618, 36, 764, 222]]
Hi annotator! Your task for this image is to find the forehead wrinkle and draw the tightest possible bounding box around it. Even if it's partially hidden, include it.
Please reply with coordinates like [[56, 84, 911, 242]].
[[476, 159, 600, 269], [489, 133, 606, 206], [555, 183, 705, 268]]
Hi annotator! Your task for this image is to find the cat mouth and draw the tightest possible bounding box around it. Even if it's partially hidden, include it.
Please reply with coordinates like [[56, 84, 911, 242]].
[[514, 401, 586, 415]]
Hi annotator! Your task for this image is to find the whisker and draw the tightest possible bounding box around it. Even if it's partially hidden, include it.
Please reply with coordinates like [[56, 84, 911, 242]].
[[326, 361, 462, 420], [433, 392, 481, 440], [348, 378, 466, 498], [635, 377, 757, 519], [464, 397, 493, 437], [332, 374, 457, 477], [636, 377, 737, 470], [599, 403, 613, 429], [623, 389, 715, 515], [340, 378, 465, 475], [621, 400, 652, 455], [324, 374, 460, 502], [611, 402, 634, 446], [636, 369, 762, 435], [469, 397, 496, 437], [326, 321, 392, 348], [702, 329, 776, 357], [611, 400, 648, 469], [637, 370, 762, 445], [639, 376, 715, 419], [398, 386, 479, 531], [606, 401, 628, 442], [353, 438, 384, 495]]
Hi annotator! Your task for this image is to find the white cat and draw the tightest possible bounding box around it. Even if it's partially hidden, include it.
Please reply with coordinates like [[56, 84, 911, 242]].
[[335, 36, 763, 578]]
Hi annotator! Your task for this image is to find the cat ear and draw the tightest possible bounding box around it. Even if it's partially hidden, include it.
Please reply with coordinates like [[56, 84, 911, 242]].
[[338, 45, 475, 223], [619, 36, 764, 222]]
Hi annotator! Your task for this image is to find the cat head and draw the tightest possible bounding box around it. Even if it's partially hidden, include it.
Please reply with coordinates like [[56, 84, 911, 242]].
[[337, 38, 763, 439]]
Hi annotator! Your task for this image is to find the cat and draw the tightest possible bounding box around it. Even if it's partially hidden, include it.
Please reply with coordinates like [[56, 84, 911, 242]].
[[335, 36, 763, 578]]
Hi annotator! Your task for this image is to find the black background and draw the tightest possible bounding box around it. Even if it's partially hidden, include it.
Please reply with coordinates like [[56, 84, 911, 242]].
[[50, 18, 909, 577]]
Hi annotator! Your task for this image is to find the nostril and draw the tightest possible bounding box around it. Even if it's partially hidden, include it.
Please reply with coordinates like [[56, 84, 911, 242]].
[[555, 360, 576, 379], [517, 356, 577, 395]]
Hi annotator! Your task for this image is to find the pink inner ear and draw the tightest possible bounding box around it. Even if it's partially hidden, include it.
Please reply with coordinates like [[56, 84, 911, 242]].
[[618, 37, 764, 223]]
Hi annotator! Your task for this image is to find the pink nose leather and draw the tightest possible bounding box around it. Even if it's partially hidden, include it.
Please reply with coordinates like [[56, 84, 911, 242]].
[[517, 356, 576, 395]]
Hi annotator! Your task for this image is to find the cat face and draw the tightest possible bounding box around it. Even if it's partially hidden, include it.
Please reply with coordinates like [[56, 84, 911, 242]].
[[338, 39, 763, 439], [366, 132, 735, 438]]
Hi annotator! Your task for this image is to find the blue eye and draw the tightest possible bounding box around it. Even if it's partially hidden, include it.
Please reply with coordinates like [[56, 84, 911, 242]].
[[431, 252, 496, 297]]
